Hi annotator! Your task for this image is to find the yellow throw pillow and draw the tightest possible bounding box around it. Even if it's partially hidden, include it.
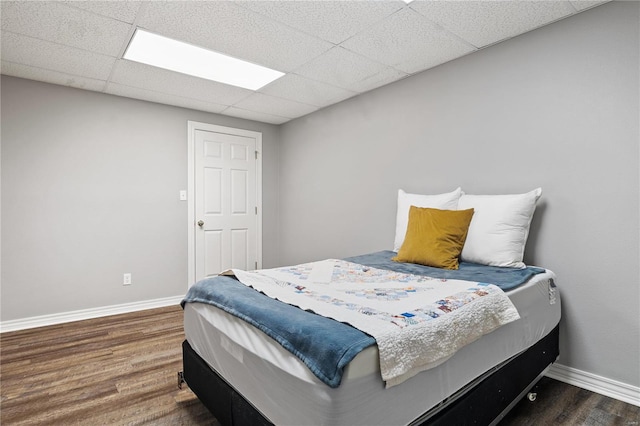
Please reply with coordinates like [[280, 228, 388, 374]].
[[393, 206, 475, 270]]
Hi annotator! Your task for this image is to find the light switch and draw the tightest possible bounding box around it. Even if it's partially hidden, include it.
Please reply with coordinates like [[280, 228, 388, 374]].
[[179, 190, 187, 201]]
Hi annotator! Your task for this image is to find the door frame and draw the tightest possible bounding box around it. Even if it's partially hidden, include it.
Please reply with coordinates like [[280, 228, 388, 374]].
[[187, 121, 263, 287]]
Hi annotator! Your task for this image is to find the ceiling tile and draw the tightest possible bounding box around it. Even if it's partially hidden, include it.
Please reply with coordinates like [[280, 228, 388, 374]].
[[569, 0, 610, 12], [136, 1, 333, 72], [341, 8, 476, 75], [237, 1, 403, 44], [1, 61, 106, 91], [259, 73, 356, 108], [347, 65, 410, 94], [411, 1, 576, 48], [61, 0, 143, 24], [110, 60, 253, 106], [233, 93, 318, 119], [0, 0, 609, 125], [222, 107, 290, 125], [105, 83, 228, 114], [1, 32, 116, 80], [294, 46, 409, 93], [1, 1, 132, 57]]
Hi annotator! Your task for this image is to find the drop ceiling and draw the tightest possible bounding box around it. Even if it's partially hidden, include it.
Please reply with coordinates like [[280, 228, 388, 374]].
[[1, 1, 607, 125]]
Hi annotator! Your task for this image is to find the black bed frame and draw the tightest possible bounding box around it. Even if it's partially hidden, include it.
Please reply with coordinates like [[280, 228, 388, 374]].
[[181, 324, 559, 426]]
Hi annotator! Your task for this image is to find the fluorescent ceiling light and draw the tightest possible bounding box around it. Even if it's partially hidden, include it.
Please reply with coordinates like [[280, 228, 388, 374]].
[[123, 29, 284, 91]]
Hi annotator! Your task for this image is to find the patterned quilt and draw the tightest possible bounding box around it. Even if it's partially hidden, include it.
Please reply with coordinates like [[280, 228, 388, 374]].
[[224, 259, 521, 388]]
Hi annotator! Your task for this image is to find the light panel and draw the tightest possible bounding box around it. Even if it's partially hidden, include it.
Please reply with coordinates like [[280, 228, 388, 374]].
[[123, 29, 284, 91]]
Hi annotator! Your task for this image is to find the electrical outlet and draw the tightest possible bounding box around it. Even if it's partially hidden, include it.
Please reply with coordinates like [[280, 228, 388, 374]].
[[123, 273, 132, 286]]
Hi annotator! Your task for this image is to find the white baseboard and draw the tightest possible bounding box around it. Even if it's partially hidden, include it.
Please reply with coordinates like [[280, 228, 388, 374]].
[[546, 363, 640, 407], [0, 295, 184, 333]]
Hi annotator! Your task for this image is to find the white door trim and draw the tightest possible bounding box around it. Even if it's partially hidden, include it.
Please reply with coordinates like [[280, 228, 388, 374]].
[[187, 121, 262, 287]]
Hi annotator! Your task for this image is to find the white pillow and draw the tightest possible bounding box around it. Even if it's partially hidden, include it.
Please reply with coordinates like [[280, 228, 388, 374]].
[[458, 188, 542, 268], [393, 188, 462, 252]]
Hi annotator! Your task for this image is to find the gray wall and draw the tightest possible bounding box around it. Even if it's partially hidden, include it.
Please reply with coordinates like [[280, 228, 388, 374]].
[[279, 2, 639, 388], [1, 76, 280, 321], [1, 0, 637, 392]]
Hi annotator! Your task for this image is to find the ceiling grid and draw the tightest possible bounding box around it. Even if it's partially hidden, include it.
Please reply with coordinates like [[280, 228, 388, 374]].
[[0, 0, 608, 124]]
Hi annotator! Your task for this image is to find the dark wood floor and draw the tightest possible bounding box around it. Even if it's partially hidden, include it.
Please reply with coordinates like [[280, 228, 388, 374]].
[[500, 376, 639, 426], [1, 305, 215, 425], [1, 305, 638, 425]]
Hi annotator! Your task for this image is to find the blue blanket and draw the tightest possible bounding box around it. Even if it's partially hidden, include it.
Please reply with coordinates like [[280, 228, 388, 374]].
[[181, 251, 545, 387], [346, 251, 545, 291], [182, 275, 375, 388]]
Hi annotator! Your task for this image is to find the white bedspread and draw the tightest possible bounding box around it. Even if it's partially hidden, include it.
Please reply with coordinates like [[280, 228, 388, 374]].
[[224, 259, 520, 387]]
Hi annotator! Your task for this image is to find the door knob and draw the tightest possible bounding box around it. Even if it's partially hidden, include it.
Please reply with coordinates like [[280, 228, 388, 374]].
[[197, 220, 204, 227]]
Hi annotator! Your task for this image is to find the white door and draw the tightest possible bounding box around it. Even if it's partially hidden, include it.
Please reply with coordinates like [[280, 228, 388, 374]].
[[188, 122, 262, 286]]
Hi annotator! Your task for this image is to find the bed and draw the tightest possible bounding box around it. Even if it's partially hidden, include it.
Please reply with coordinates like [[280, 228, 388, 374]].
[[181, 188, 561, 425]]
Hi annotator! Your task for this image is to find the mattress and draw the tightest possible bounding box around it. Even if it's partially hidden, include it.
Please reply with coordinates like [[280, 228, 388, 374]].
[[183, 269, 560, 426]]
